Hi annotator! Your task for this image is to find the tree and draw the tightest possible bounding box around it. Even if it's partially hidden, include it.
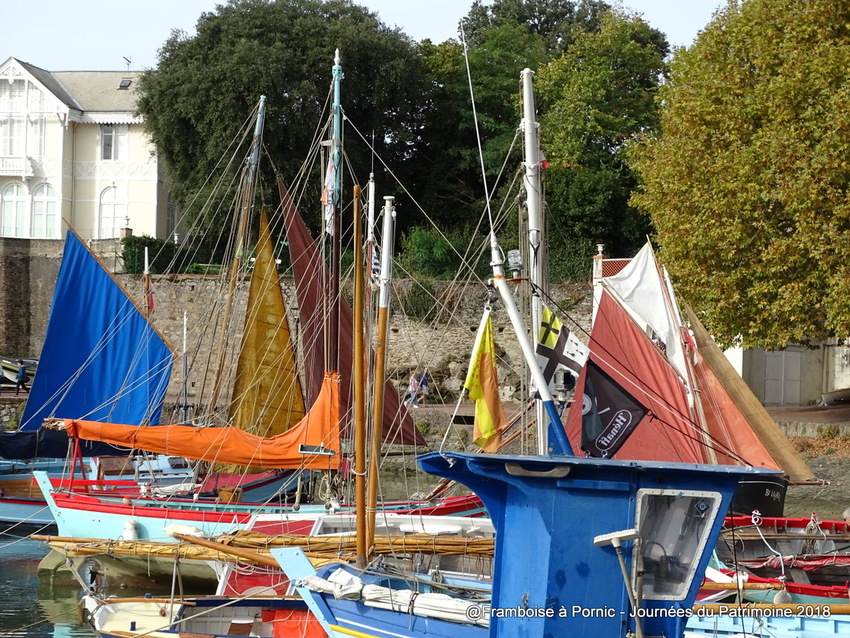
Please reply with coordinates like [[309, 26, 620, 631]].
[[414, 23, 548, 231], [136, 0, 430, 235], [462, 0, 612, 55], [629, 0, 850, 349], [535, 9, 668, 272]]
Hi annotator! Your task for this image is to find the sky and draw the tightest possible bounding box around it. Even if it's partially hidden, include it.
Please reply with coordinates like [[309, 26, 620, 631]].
[[4, 0, 725, 72]]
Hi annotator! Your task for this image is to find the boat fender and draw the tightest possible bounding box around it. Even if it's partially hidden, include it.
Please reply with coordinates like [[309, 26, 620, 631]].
[[122, 518, 139, 541], [164, 523, 206, 538]]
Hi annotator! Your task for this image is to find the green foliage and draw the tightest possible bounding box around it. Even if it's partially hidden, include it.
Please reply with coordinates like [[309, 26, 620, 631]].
[[136, 0, 430, 232], [536, 9, 668, 258], [462, 0, 612, 55], [398, 279, 437, 321], [823, 424, 841, 439], [398, 226, 488, 280], [629, 0, 850, 348], [121, 235, 176, 274], [185, 263, 222, 275], [122, 235, 227, 274]]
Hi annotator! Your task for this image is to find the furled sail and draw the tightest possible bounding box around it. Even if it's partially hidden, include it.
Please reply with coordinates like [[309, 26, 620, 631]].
[[60, 372, 341, 470], [278, 181, 425, 446], [227, 208, 305, 437], [20, 231, 174, 431]]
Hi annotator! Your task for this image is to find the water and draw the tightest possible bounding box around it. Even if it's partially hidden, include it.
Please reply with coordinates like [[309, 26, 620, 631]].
[[0, 535, 94, 638]]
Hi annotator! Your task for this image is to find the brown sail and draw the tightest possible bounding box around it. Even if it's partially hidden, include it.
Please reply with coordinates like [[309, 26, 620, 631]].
[[278, 180, 425, 446]]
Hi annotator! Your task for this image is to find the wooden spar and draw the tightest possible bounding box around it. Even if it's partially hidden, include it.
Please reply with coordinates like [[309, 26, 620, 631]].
[[32, 533, 495, 562], [143, 246, 152, 319], [209, 96, 266, 412], [171, 531, 281, 567], [89, 598, 198, 606], [685, 306, 814, 482], [353, 186, 367, 568], [367, 196, 396, 555]]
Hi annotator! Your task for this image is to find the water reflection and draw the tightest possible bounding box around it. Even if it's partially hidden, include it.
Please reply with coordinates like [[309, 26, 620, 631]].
[[0, 535, 93, 638]]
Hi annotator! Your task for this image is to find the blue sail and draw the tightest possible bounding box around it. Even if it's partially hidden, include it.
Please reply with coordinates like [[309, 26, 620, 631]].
[[19, 231, 173, 431]]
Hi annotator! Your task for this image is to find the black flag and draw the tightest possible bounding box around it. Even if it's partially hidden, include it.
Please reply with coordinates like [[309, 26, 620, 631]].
[[580, 360, 648, 457]]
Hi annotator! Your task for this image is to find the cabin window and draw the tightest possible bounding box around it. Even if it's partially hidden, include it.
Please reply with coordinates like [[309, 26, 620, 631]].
[[31, 183, 57, 238], [633, 488, 721, 601]]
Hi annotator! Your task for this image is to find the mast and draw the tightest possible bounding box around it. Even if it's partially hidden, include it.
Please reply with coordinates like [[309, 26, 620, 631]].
[[328, 51, 343, 372], [366, 195, 395, 555], [181, 311, 189, 423], [209, 96, 266, 412], [352, 186, 367, 568], [489, 232, 573, 456], [521, 69, 549, 454]]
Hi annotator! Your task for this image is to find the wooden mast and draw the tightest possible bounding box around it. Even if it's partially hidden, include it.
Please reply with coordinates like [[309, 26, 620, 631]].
[[208, 96, 266, 413], [366, 196, 396, 556]]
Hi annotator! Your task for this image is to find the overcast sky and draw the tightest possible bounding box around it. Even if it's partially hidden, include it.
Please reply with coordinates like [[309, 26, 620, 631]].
[[4, 0, 724, 72]]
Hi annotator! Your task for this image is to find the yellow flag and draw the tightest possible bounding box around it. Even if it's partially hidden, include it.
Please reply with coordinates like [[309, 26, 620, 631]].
[[464, 310, 506, 452]]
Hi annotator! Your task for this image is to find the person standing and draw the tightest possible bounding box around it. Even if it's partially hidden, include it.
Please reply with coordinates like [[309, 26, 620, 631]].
[[417, 367, 431, 406], [15, 359, 29, 396], [404, 372, 420, 408]]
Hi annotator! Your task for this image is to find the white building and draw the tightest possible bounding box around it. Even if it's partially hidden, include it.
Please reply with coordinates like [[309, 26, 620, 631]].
[[0, 57, 175, 240]]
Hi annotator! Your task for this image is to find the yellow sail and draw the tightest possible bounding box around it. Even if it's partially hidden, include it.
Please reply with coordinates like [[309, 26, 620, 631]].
[[228, 208, 306, 441]]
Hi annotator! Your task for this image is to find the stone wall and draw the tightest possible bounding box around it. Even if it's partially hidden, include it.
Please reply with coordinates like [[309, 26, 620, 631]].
[[0, 399, 23, 430], [114, 274, 593, 413], [0, 235, 593, 415], [0, 236, 123, 358]]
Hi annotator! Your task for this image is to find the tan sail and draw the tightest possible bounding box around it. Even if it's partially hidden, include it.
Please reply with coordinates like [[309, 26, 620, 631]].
[[228, 207, 306, 438], [686, 306, 814, 482]]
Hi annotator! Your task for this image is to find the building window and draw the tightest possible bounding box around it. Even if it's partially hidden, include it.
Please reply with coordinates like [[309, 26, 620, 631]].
[[99, 186, 125, 239], [1, 182, 27, 237], [27, 83, 46, 112], [101, 123, 128, 160], [27, 115, 45, 158], [31, 183, 57, 238], [0, 117, 25, 156], [0, 79, 25, 112]]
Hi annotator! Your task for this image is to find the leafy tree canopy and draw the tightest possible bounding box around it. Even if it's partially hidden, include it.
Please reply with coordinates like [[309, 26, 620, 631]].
[[462, 0, 612, 54], [536, 9, 667, 263], [629, 0, 850, 348], [136, 0, 429, 235]]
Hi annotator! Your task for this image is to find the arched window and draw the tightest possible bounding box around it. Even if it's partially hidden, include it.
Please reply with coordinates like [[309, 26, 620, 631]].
[[1, 182, 27, 237], [31, 183, 57, 238], [99, 186, 125, 239]]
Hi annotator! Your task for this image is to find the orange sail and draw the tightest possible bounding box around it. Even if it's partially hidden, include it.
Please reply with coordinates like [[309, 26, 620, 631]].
[[61, 373, 341, 471]]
